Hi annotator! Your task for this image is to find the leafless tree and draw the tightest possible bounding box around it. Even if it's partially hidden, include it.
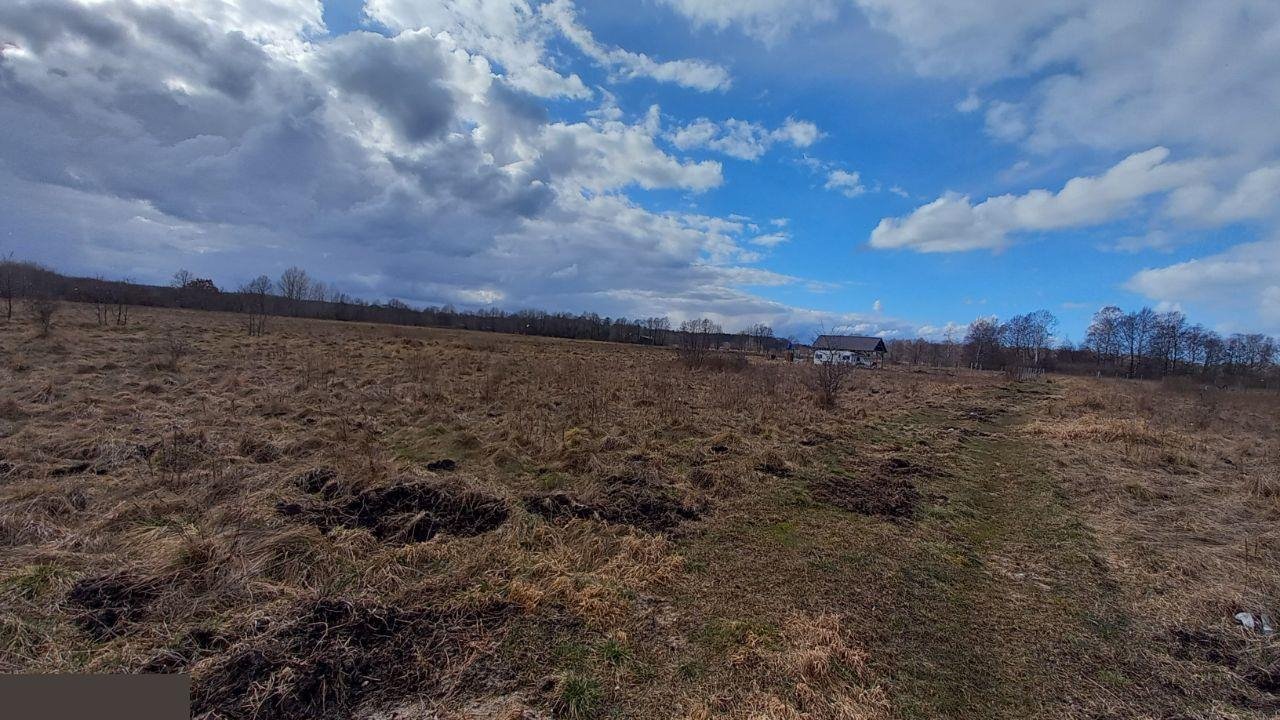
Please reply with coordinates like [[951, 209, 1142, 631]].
[[278, 266, 311, 306], [240, 275, 273, 336], [964, 317, 1001, 369], [0, 252, 19, 320], [171, 269, 195, 289], [308, 280, 329, 302], [26, 296, 58, 337], [678, 318, 721, 368]]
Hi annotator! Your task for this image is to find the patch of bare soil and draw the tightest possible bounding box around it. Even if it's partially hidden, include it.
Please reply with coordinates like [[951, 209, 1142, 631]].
[[811, 457, 933, 518], [65, 572, 159, 639], [1170, 627, 1280, 697], [523, 472, 701, 531], [288, 475, 509, 544], [192, 597, 508, 720]]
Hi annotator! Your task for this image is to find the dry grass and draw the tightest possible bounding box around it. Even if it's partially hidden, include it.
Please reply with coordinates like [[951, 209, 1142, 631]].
[[2, 304, 1277, 718]]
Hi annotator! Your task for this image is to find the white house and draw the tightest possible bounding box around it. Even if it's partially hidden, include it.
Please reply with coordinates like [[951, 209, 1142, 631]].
[[812, 335, 886, 367]]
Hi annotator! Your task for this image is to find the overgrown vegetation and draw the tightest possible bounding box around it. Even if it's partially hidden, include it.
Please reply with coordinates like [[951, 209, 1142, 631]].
[[1, 302, 1277, 718]]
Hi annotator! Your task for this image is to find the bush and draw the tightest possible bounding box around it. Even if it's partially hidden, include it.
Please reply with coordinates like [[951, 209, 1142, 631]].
[[26, 297, 58, 337], [156, 332, 191, 371], [807, 361, 853, 409]]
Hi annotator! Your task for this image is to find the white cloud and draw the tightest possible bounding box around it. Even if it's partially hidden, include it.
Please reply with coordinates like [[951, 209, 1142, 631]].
[[0, 0, 801, 334], [668, 116, 821, 160], [1126, 240, 1280, 332], [869, 147, 1207, 252], [1165, 165, 1280, 225], [541, 0, 731, 91], [367, 0, 730, 96], [984, 101, 1027, 142], [956, 91, 981, 113], [824, 169, 866, 198], [748, 232, 790, 247], [657, 0, 840, 44], [872, 299, 883, 312], [1100, 230, 1179, 254]]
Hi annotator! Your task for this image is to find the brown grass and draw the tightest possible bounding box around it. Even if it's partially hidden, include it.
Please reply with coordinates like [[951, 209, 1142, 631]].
[[2, 304, 1278, 718]]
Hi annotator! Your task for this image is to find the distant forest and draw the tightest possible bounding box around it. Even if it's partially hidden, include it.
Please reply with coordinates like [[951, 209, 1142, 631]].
[[0, 258, 787, 352], [1, 257, 1275, 387]]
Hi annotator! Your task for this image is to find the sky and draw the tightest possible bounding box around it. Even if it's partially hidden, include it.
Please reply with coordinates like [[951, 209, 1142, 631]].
[[1, 0, 1278, 342]]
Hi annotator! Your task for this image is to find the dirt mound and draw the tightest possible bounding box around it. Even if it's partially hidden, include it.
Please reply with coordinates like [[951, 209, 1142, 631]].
[[65, 573, 158, 639], [524, 474, 701, 532], [291, 477, 509, 544], [192, 597, 508, 720], [811, 458, 929, 519]]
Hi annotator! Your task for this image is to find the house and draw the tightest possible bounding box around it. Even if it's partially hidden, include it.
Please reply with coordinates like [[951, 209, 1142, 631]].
[[812, 335, 886, 367]]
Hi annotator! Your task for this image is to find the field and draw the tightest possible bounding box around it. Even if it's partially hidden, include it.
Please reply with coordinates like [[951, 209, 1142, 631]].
[[2, 304, 1279, 719]]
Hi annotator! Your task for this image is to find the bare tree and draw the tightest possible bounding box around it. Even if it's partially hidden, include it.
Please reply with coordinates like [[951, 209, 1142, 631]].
[[308, 280, 329, 303], [278, 266, 311, 306], [27, 296, 58, 337], [1119, 307, 1157, 378], [0, 252, 17, 320], [678, 318, 721, 368], [964, 317, 1001, 369], [1085, 305, 1124, 371], [239, 275, 273, 336], [171, 269, 195, 289]]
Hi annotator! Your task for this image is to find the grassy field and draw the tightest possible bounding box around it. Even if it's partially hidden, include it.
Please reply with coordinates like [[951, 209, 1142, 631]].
[[2, 304, 1278, 719]]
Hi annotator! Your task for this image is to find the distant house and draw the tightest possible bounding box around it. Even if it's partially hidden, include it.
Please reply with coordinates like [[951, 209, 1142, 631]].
[[812, 335, 886, 367]]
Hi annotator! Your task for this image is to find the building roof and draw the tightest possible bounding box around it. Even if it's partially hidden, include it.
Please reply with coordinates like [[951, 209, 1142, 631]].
[[813, 335, 886, 352]]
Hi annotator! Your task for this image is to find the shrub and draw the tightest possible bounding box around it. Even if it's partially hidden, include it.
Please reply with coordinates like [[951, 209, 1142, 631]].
[[156, 332, 191, 371], [807, 360, 853, 409], [26, 297, 58, 337]]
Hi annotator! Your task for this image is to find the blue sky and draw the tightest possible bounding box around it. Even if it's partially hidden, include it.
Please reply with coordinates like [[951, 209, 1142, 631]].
[[2, 0, 1278, 340]]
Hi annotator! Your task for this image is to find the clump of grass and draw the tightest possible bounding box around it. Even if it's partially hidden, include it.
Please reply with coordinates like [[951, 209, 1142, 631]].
[[1, 563, 72, 601], [597, 635, 631, 666], [553, 673, 602, 719]]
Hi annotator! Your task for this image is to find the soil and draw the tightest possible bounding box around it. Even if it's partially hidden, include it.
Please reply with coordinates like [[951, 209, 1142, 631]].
[[290, 476, 509, 544], [191, 597, 508, 720], [810, 457, 931, 519], [65, 573, 158, 639], [523, 473, 701, 532]]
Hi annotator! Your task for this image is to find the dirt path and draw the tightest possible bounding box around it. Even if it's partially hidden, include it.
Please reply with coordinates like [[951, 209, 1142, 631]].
[[664, 380, 1163, 719]]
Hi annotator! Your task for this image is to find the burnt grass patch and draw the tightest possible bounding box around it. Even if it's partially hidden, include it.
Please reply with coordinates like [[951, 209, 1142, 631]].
[[1170, 627, 1280, 696], [290, 476, 509, 544], [192, 597, 509, 720], [523, 473, 701, 532], [810, 457, 937, 519], [65, 573, 159, 639]]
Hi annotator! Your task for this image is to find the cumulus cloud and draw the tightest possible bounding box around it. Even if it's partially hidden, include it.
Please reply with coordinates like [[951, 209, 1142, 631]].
[[0, 0, 825, 332], [1126, 240, 1280, 332], [824, 170, 866, 198], [668, 117, 821, 160], [541, 0, 730, 91], [367, 0, 730, 95], [870, 148, 1207, 252]]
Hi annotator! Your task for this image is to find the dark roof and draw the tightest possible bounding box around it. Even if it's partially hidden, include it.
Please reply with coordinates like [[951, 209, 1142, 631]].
[[813, 335, 886, 352]]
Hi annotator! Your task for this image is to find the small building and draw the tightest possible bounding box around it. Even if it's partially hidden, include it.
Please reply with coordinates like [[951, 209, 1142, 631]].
[[812, 335, 886, 367]]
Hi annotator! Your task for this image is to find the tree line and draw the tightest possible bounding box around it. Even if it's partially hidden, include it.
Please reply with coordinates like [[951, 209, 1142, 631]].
[[886, 307, 1278, 387], [0, 257, 787, 353]]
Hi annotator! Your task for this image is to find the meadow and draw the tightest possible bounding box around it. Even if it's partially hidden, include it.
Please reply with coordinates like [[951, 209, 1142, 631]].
[[1, 304, 1278, 719]]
